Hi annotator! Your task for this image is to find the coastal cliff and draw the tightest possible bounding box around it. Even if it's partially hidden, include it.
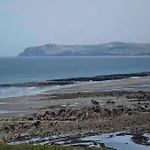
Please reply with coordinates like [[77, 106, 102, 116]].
[[18, 42, 150, 56]]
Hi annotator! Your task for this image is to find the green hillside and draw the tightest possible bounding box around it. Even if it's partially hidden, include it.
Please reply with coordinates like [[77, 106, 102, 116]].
[[18, 42, 150, 56]]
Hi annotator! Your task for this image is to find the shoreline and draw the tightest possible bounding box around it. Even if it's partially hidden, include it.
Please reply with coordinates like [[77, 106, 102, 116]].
[[0, 71, 150, 99], [0, 71, 150, 87], [1, 76, 150, 117], [44, 76, 150, 94]]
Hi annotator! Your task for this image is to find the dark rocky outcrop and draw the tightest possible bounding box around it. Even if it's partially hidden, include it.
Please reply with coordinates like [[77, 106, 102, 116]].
[[19, 105, 146, 122], [48, 71, 150, 82], [19, 47, 47, 56]]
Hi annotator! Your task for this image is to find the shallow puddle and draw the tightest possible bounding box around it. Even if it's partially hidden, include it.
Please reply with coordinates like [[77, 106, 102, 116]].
[[0, 109, 30, 115], [79, 133, 150, 150], [0, 110, 25, 114], [9, 132, 150, 150], [0, 100, 44, 105]]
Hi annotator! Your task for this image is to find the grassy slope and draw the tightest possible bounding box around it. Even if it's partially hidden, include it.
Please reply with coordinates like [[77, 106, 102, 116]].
[[19, 42, 150, 56], [41, 42, 150, 55]]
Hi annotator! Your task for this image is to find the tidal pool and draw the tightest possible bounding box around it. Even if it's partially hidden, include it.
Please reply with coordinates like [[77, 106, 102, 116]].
[[9, 132, 150, 150]]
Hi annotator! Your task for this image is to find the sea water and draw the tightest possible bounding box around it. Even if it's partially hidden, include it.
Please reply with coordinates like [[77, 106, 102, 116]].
[[0, 56, 150, 98], [0, 56, 150, 84]]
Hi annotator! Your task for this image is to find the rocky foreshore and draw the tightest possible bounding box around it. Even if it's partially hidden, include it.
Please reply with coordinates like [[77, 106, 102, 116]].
[[0, 90, 150, 143], [1, 106, 150, 143]]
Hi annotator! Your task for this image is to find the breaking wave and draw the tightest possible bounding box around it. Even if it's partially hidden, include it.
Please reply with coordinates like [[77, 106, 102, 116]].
[[0, 86, 61, 98], [0, 81, 97, 98]]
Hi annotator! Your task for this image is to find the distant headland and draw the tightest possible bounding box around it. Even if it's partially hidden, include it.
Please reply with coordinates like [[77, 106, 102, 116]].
[[18, 42, 150, 56]]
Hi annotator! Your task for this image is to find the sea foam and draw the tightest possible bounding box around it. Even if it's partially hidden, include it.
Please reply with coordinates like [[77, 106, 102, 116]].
[[0, 86, 60, 98]]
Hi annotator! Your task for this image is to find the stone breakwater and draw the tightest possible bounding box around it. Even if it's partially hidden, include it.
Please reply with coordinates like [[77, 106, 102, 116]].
[[0, 81, 75, 88], [48, 71, 150, 82], [0, 71, 150, 87]]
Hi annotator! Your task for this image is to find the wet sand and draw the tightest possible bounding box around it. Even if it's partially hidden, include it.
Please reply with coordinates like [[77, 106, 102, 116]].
[[47, 76, 150, 93], [0, 76, 150, 143]]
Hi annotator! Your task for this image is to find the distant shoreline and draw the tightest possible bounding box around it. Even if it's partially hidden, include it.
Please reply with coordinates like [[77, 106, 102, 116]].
[[18, 54, 150, 57], [1, 55, 150, 58], [18, 42, 150, 56]]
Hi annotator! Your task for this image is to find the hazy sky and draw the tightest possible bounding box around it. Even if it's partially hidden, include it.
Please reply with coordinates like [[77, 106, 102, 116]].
[[0, 0, 150, 56]]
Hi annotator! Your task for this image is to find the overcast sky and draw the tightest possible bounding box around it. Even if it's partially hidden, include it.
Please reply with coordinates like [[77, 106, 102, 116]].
[[0, 0, 150, 56]]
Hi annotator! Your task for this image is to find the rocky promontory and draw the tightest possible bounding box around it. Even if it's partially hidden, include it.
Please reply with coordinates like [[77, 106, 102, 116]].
[[18, 42, 150, 56]]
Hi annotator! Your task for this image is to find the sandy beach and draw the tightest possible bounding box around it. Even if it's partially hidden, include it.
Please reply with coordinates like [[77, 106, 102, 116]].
[[0, 76, 150, 117]]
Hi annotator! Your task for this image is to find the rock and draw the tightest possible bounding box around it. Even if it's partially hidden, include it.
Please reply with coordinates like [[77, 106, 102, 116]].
[[23, 124, 29, 129], [9, 124, 15, 130], [106, 99, 115, 104], [4, 126, 9, 131], [28, 117, 34, 121], [91, 100, 99, 106], [33, 121, 41, 128], [131, 134, 150, 145], [51, 112, 56, 117], [45, 111, 51, 115], [99, 143, 106, 148]]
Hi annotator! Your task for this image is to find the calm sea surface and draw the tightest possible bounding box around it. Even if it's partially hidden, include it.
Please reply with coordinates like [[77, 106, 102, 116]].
[[0, 56, 150, 84]]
